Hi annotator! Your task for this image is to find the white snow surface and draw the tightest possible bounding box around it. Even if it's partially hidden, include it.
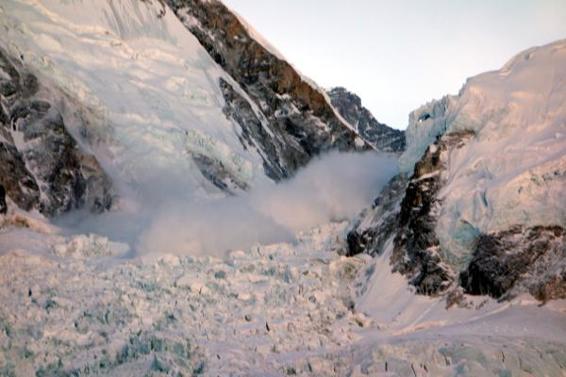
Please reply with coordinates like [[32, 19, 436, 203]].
[[0, 0, 268, 201], [1, 212, 565, 376], [0, 2, 565, 375], [400, 39, 566, 266]]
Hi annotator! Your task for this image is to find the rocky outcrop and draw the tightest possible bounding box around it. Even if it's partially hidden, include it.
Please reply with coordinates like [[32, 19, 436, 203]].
[[191, 152, 249, 194], [327, 87, 405, 152], [390, 131, 474, 295], [219, 78, 296, 181], [0, 185, 6, 214], [0, 47, 112, 216], [165, 0, 367, 179], [0, 131, 39, 212], [460, 225, 565, 301], [346, 174, 407, 257], [348, 131, 473, 294]]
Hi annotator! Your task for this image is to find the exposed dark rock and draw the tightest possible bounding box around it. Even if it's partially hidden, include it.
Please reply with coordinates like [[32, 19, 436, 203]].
[[0, 138, 40, 211], [531, 274, 566, 303], [0, 184, 7, 214], [192, 152, 249, 194], [164, 0, 368, 179], [346, 174, 408, 257], [327, 87, 405, 152], [0, 47, 112, 216], [346, 132, 474, 296], [219, 78, 290, 180], [418, 113, 431, 122], [389, 131, 474, 295], [460, 225, 565, 300]]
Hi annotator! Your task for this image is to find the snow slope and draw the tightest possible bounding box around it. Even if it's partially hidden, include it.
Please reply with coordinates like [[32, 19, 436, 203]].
[[399, 39, 566, 268], [0, 0, 268, 201]]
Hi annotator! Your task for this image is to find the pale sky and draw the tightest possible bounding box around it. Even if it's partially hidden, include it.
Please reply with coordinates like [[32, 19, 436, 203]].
[[222, 0, 566, 129]]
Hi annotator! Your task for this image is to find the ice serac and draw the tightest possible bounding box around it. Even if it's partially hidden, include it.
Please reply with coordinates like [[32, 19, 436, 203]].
[[0, 47, 112, 216], [165, 0, 368, 179], [327, 87, 405, 152], [349, 39, 566, 300]]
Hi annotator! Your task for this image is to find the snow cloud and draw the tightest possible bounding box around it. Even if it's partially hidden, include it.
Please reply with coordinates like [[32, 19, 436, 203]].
[[58, 152, 398, 257], [138, 152, 397, 256]]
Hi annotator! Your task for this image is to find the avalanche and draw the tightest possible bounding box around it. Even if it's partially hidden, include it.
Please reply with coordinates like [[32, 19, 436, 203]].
[[0, 1, 565, 376]]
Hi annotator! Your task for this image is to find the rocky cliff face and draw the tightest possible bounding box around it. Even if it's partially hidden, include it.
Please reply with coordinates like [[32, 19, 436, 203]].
[[390, 130, 475, 295], [346, 174, 406, 257], [0, 47, 112, 216], [460, 225, 565, 301], [165, 0, 369, 179], [348, 40, 566, 301], [327, 87, 405, 152]]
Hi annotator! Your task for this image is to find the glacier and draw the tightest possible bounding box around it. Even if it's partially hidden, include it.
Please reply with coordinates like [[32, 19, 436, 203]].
[[1, 210, 565, 375]]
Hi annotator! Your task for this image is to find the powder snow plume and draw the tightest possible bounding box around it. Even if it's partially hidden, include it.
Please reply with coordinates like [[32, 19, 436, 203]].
[[137, 152, 398, 256]]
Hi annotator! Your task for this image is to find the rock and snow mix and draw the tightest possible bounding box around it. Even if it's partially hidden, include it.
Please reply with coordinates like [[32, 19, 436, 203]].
[[346, 39, 566, 299], [398, 39, 566, 267], [0, 1, 565, 376], [0, 0, 268, 196]]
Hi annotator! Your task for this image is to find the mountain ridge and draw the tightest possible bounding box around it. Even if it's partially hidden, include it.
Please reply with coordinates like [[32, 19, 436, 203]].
[[327, 86, 405, 152]]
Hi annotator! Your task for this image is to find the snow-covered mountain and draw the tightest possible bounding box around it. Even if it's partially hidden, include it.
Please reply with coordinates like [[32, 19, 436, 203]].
[[0, 0, 565, 375], [163, 0, 376, 176], [349, 39, 566, 301], [327, 87, 405, 152], [0, 0, 380, 218], [0, 45, 113, 217]]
